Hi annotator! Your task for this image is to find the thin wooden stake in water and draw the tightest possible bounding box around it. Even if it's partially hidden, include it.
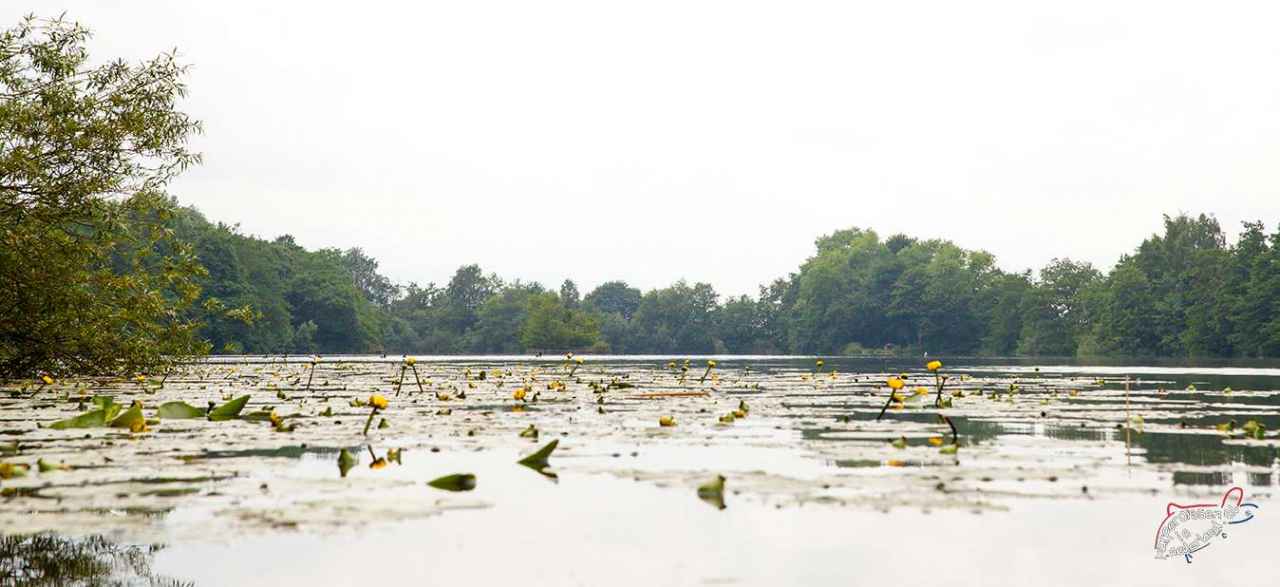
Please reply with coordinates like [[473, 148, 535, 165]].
[[1124, 376, 1132, 467]]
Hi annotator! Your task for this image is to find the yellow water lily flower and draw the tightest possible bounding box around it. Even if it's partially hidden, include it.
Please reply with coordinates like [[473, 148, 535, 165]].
[[513, 387, 527, 401], [707, 360, 717, 368], [369, 394, 389, 410], [926, 360, 942, 371], [913, 387, 930, 396], [404, 356, 416, 366], [659, 415, 676, 427], [927, 436, 944, 446], [887, 377, 905, 390], [40, 375, 54, 385]]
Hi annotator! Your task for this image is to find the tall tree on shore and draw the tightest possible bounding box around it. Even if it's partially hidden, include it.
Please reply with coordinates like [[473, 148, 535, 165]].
[[0, 16, 207, 376]]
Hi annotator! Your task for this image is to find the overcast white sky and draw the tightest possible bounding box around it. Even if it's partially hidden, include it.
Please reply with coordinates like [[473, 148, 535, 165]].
[[13, 1, 1280, 296]]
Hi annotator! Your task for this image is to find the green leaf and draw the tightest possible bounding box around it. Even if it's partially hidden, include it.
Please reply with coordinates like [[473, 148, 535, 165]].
[[157, 401, 204, 419], [109, 402, 145, 430], [48, 409, 108, 430], [91, 396, 115, 412], [517, 439, 558, 470], [697, 475, 726, 510], [240, 410, 275, 423], [208, 395, 249, 421], [427, 473, 476, 492], [696, 474, 725, 497], [37, 458, 70, 473], [939, 444, 959, 455], [338, 448, 357, 478]]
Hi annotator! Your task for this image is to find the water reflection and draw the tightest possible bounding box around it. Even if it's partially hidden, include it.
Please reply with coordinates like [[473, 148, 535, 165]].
[[0, 534, 190, 586]]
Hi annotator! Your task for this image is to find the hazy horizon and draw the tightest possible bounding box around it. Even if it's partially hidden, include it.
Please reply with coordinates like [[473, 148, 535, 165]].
[[14, 1, 1280, 296]]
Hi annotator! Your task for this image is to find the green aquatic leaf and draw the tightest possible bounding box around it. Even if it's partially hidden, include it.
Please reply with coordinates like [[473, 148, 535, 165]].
[[157, 401, 205, 419], [48, 409, 108, 430], [517, 439, 558, 470], [0, 462, 30, 479], [37, 458, 70, 473], [1242, 420, 1266, 440], [891, 436, 907, 449], [696, 474, 725, 497], [91, 396, 115, 412], [338, 448, 357, 478], [240, 410, 275, 423], [697, 475, 726, 510], [208, 395, 250, 421], [108, 402, 145, 430], [518, 424, 538, 439], [939, 444, 959, 455], [428, 473, 477, 492]]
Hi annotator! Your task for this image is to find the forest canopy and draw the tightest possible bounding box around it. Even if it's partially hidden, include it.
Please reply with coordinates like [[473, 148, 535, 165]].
[[174, 208, 1280, 360]]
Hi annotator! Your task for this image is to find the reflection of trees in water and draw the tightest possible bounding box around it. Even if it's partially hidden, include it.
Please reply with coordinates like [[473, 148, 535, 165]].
[[0, 534, 192, 586], [1137, 432, 1280, 468]]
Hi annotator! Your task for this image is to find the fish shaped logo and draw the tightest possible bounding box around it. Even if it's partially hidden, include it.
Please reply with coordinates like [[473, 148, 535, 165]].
[[1154, 486, 1259, 563]]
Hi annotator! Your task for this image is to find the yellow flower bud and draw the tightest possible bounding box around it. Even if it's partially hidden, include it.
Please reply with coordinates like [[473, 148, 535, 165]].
[[369, 394, 389, 410], [926, 360, 942, 371]]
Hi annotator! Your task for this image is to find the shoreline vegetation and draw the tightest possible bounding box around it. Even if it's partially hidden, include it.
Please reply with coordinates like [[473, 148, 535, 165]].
[[3, 16, 1280, 380]]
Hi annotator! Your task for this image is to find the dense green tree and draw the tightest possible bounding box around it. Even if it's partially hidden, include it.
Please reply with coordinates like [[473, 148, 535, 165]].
[[0, 17, 207, 376], [520, 292, 600, 351], [583, 281, 642, 320]]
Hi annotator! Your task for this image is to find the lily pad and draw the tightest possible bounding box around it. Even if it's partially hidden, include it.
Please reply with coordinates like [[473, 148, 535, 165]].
[[697, 475, 726, 510], [208, 395, 250, 421], [157, 401, 205, 419], [108, 402, 146, 431], [337, 448, 357, 478], [517, 439, 558, 470], [427, 473, 477, 492], [48, 409, 109, 430]]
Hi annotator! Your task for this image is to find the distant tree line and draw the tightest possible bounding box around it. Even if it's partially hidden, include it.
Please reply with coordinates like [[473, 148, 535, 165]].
[[175, 208, 1280, 358]]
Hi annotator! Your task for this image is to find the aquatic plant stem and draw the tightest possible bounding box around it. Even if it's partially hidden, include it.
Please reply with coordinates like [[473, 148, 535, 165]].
[[305, 362, 316, 393], [876, 389, 895, 421], [411, 365, 425, 394], [939, 414, 958, 445], [395, 364, 407, 396]]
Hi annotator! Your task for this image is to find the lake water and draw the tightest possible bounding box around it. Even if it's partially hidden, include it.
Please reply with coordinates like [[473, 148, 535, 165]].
[[2, 356, 1278, 586]]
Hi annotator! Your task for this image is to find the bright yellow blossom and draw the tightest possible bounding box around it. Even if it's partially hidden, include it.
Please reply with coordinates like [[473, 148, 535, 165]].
[[926, 360, 942, 371], [369, 394, 389, 410]]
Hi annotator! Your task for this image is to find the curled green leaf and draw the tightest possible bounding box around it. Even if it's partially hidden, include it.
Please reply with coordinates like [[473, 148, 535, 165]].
[[428, 473, 476, 492], [208, 395, 249, 421], [157, 401, 204, 419]]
